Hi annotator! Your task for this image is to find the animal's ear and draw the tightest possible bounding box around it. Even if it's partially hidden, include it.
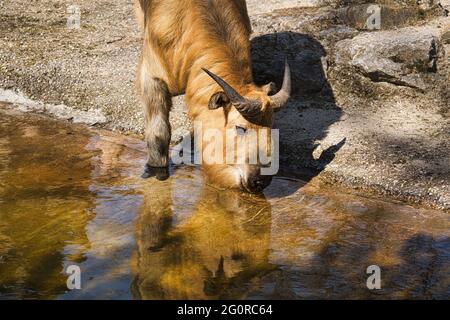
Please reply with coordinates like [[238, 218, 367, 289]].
[[262, 82, 277, 95], [208, 92, 230, 110]]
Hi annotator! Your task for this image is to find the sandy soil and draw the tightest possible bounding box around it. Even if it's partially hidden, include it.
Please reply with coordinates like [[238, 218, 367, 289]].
[[0, 0, 449, 209]]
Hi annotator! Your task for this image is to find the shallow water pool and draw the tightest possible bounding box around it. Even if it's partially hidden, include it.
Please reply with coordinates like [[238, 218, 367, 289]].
[[0, 107, 449, 299]]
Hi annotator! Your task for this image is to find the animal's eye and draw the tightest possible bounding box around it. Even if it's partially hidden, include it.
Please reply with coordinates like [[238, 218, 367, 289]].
[[235, 126, 247, 136]]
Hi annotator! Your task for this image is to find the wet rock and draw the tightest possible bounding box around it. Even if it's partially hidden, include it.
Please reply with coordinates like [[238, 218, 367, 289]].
[[333, 26, 441, 90]]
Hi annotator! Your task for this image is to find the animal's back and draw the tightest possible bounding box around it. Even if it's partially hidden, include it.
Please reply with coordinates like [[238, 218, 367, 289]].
[[134, 0, 252, 94], [135, 0, 251, 35]]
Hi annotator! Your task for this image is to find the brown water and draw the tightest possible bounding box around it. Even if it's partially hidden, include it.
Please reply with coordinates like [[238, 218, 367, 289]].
[[0, 107, 449, 300]]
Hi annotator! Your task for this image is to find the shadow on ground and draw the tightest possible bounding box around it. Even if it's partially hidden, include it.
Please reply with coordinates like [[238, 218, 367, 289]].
[[251, 31, 345, 195]]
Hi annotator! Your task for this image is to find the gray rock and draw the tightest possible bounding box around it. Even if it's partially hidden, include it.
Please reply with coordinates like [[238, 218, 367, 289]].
[[418, 0, 440, 10], [333, 26, 441, 90], [336, 4, 430, 30], [246, 0, 326, 15]]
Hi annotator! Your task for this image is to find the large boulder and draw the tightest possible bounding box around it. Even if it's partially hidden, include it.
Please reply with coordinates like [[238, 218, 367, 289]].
[[332, 26, 442, 90]]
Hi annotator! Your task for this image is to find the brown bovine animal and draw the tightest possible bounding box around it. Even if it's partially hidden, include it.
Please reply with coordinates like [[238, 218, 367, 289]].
[[134, 0, 290, 193]]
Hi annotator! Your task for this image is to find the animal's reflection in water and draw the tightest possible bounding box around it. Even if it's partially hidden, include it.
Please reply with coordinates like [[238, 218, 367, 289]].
[[131, 178, 274, 299]]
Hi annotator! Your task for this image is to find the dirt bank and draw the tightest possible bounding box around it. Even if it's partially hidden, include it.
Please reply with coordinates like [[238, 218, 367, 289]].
[[0, 0, 449, 209]]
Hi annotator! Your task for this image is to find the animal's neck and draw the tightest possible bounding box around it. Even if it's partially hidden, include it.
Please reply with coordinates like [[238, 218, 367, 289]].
[[181, 1, 254, 116], [184, 46, 253, 120]]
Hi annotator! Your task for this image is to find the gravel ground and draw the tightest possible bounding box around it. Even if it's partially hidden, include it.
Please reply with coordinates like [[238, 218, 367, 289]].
[[0, 0, 449, 209]]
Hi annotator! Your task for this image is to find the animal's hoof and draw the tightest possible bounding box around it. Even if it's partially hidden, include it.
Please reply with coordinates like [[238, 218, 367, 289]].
[[141, 171, 152, 179], [141, 165, 169, 181], [155, 167, 169, 181]]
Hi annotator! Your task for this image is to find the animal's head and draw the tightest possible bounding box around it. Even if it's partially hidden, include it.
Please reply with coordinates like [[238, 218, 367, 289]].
[[199, 61, 291, 193]]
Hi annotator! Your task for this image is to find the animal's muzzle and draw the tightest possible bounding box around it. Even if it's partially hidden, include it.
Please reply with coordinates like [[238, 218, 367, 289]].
[[242, 166, 273, 193], [245, 174, 272, 193]]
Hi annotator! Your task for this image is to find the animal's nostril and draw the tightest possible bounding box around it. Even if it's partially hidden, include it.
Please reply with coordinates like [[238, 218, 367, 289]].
[[255, 180, 264, 187], [247, 175, 272, 192]]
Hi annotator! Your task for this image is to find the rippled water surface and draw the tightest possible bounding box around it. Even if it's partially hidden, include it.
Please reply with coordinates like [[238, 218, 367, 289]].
[[0, 107, 449, 299]]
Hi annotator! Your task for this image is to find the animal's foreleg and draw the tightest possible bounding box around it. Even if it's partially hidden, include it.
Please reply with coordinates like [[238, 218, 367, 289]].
[[139, 77, 172, 181]]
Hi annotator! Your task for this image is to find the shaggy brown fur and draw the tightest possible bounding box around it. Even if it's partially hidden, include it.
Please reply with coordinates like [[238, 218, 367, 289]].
[[135, 0, 288, 191]]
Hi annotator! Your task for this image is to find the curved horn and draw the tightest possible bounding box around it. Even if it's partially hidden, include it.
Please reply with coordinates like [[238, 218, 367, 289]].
[[269, 59, 291, 109], [202, 68, 262, 121]]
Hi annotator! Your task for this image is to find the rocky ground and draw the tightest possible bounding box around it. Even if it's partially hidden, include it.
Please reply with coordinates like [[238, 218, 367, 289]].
[[0, 0, 449, 209]]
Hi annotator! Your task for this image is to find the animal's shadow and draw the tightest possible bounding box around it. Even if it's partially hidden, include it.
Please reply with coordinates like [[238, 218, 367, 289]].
[[251, 32, 345, 196]]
